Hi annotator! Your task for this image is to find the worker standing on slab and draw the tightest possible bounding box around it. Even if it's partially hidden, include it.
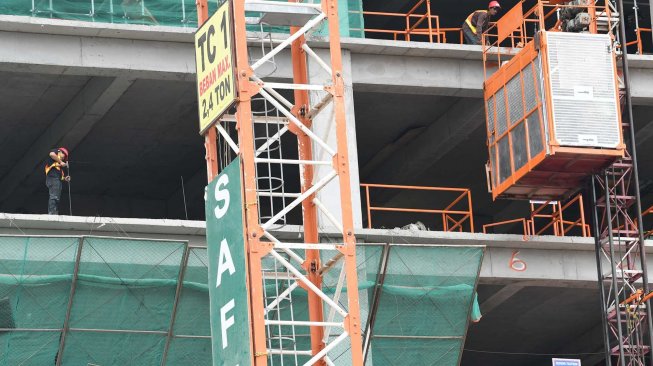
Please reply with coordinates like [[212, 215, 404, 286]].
[[45, 147, 71, 215], [462, 1, 501, 45]]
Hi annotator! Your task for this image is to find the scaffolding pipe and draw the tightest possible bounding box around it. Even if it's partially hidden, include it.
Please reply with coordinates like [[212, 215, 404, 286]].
[[604, 171, 627, 366], [591, 178, 614, 366], [615, 0, 653, 359]]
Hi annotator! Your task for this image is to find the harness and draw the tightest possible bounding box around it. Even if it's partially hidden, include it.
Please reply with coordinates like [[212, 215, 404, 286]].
[[45, 162, 65, 180], [465, 10, 487, 34]]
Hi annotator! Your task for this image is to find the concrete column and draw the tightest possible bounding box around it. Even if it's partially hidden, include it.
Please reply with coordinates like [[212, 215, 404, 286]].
[[308, 48, 363, 230]]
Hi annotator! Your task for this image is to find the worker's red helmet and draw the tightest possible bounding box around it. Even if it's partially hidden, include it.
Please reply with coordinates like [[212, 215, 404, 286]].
[[59, 147, 69, 158], [489, 1, 501, 8]]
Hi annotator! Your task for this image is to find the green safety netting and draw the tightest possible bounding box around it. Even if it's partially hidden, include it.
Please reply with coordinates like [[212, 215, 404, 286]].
[[261, 244, 484, 365], [0, 236, 482, 365], [0, 0, 365, 38], [0, 236, 210, 366]]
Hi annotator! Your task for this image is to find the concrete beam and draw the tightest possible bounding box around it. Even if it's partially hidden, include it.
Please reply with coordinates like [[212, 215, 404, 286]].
[[0, 76, 134, 210], [4, 16, 653, 103], [480, 283, 524, 315], [350, 52, 484, 97], [360, 126, 425, 179], [0, 30, 195, 80], [365, 98, 485, 186], [0, 27, 292, 81]]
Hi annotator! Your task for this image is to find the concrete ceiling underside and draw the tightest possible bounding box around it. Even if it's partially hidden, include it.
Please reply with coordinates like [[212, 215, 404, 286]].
[[462, 284, 608, 366], [1, 71, 652, 228], [0, 71, 207, 219]]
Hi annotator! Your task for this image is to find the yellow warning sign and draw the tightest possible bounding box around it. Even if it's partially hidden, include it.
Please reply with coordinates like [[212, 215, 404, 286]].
[[195, 1, 236, 134]]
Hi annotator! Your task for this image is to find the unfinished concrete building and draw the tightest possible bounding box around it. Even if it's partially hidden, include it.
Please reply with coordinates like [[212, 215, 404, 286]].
[[1, 0, 653, 365]]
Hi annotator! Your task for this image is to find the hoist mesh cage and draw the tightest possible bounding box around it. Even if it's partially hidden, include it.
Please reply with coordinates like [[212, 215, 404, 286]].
[[484, 31, 623, 200], [0, 235, 483, 366]]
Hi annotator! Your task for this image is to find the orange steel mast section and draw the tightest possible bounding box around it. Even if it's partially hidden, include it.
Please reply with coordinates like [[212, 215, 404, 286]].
[[200, 0, 364, 364], [289, 6, 325, 360]]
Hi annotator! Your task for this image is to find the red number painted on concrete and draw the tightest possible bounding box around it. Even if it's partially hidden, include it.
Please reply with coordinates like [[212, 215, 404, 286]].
[[509, 250, 527, 272]]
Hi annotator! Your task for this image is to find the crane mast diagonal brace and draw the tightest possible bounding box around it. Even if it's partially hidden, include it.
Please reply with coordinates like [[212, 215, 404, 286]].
[[200, 0, 365, 365]]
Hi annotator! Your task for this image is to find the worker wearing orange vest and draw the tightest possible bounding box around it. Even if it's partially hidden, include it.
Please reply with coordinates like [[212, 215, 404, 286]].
[[45, 147, 71, 215], [462, 1, 501, 45]]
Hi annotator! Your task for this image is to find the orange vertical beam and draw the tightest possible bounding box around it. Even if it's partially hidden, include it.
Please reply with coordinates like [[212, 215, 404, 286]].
[[288, 4, 326, 362], [196, 0, 219, 181], [231, 0, 268, 365], [323, 0, 365, 363], [426, 0, 433, 43], [467, 190, 475, 232], [365, 185, 372, 229], [588, 0, 598, 34]]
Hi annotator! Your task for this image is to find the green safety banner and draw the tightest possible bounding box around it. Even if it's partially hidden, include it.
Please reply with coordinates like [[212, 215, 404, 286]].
[[205, 157, 253, 366]]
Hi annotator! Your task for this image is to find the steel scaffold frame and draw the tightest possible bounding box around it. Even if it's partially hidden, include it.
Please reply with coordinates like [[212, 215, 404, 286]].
[[591, 0, 653, 364], [198, 0, 364, 364]]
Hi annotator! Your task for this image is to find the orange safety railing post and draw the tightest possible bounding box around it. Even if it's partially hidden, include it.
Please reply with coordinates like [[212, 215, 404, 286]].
[[579, 195, 588, 236], [366, 185, 372, 229], [468, 190, 475, 232], [557, 201, 564, 236], [405, 13, 411, 41], [426, 0, 433, 43]]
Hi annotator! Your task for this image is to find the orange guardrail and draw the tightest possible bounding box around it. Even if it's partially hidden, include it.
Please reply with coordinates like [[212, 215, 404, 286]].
[[361, 183, 474, 232], [362, 0, 442, 43], [625, 28, 652, 55], [482, 194, 590, 237], [482, 0, 614, 79], [529, 195, 590, 237], [482, 218, 530, 235]]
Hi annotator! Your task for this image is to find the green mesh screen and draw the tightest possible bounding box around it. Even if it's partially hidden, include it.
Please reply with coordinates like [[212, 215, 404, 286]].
[[258, 243, 484, 366], [0, 236, 482, 365], [368, 245, 484, 366], [0, 0, 365, 38], [0, 236, 209, 366]]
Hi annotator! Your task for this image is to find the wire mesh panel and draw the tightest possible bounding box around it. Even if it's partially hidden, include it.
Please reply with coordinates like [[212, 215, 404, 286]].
[[545, 32, 621, 148], [165, 247, 211, 365], [485, 41, 547, 196], [0, 235, 484, 365], [62, 237, 185, 364], [321, 244, 384, 365]]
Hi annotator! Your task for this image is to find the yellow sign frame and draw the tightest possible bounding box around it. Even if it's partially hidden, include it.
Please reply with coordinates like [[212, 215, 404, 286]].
[[195, 1, 236, 134]]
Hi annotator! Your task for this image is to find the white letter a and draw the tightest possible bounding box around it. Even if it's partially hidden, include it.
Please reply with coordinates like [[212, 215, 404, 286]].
[[216, 238, 236, 288]]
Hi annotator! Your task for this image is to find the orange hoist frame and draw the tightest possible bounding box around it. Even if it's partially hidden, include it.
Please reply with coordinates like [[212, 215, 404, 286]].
[[482, 0, 625, 201]]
